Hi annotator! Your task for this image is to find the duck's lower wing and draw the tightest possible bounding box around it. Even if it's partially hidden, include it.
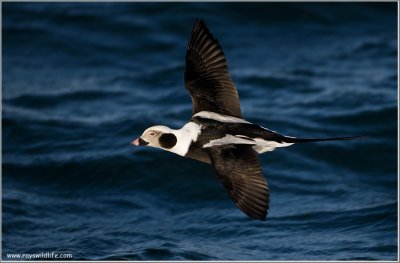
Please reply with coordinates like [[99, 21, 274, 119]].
[[207, 144, 269, 221]]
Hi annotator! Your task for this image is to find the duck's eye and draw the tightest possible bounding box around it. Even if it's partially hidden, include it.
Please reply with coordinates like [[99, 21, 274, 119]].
[[149, 132, 156, 137]]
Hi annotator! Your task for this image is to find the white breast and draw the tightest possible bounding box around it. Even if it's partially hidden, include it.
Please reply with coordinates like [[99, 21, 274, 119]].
[[169, 122, 202, 156]]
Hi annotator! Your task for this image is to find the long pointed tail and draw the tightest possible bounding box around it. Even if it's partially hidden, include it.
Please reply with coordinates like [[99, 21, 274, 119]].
[[282, 135, 365, 143]]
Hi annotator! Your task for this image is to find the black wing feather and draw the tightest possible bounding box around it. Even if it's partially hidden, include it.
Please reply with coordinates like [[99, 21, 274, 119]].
[[207, 145, 269, 221], [185, 19, 242, 118]]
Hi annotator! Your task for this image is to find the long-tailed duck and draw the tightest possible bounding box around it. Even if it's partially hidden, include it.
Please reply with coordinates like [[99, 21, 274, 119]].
[[132, 19, 360, 221]]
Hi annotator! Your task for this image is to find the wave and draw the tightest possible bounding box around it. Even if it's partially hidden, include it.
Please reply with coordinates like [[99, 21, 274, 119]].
[[5, 89, 127, 109]]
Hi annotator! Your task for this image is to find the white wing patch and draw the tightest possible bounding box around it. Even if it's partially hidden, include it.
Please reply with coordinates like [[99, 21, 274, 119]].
[[194, 111, 250, 124], [203, 134, 256, 148], [252, 138, 293, 153], [203, 135, 293, 152]]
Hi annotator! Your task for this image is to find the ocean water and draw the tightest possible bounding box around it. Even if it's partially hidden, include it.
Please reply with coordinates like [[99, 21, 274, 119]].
[[2, 2, 398, 261]]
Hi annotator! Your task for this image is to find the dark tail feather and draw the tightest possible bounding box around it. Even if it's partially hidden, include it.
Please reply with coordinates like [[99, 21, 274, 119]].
[[282, 135, 365, 143]]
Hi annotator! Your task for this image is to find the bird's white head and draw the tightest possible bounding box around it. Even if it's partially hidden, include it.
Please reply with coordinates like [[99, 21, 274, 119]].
[[131, 125, 178, 150]]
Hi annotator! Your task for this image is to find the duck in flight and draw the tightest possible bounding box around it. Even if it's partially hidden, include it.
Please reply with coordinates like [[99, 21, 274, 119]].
[[132, 19, 360, 221]]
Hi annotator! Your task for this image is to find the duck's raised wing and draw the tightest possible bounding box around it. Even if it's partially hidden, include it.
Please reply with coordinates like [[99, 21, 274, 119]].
[[185, 19, 242, 118]]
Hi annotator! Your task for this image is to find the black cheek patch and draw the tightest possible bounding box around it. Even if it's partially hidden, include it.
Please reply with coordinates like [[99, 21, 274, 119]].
[[159, 133, 177, 149]]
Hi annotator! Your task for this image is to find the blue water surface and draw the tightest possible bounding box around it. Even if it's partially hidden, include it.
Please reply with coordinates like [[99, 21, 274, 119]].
[[2, 2, 398, 260]]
